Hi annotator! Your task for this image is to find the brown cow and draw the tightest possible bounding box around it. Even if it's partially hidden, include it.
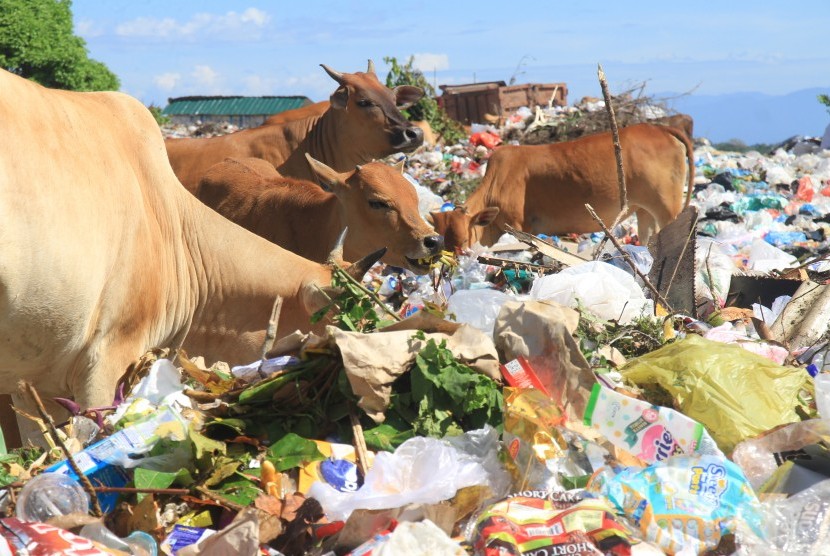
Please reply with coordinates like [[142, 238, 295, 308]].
[[196, 155, 443, 273], [651, 113, 694, 142], [165, 60, 424, 190], [429, 123, 694, 251], [0, 68, 384, 442]]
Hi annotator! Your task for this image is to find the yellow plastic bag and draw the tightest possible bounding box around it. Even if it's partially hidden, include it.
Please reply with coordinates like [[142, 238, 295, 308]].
[[620, 335, 810, 454]]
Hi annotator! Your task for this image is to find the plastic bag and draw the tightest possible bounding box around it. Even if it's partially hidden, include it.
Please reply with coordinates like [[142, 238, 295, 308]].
[[736, 478, 830, 555], [309, 427, 509, 521], [694, 238, 737, 316], [0, 518, 130, 555], [586, 455, 761, 555], [446, 289, 514, 339], [748, 238, 797, 272], [620, 335, 810, 454], [530, 261, 653, 324], [731, 419, 830, 492]]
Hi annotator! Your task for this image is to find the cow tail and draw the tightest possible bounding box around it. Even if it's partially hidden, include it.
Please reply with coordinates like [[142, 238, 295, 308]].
[[663, 125, 695, 209]]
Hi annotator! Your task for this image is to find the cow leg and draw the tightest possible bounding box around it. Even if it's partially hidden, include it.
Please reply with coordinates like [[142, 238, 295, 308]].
[[635, 208, 658, 246]]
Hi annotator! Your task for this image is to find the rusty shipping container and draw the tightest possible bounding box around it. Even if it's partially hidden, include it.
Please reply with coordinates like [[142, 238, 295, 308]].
[[438, 81, 568, 125]]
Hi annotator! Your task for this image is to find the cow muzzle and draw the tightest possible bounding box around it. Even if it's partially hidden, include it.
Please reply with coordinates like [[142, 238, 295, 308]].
[[390, 125, 424, 152], [404, 234, 445, 273]]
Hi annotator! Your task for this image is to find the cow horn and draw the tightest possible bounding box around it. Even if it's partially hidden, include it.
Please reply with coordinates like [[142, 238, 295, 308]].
[[355, 164, 363, 172], [327, 227, 348, 265], [346, 247, 387, 279], [367, 59, 376, 74], [320, 64, 345, 84]]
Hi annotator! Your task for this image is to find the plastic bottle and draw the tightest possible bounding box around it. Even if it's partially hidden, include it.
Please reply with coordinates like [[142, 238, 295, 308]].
[[815, 373, 830, 420], [16, 473, 89, 522], [79, 522, 158, 556]]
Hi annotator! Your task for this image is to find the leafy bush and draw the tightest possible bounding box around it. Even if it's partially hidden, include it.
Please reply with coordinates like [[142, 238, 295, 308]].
[[148, 104, 170, 126], [384, 56, 466, 144], [0, 0, 119, 91]]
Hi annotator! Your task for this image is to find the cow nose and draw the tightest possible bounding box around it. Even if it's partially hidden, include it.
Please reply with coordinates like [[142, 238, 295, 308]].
[[392, 125, 424, 150], [423, 234, 444, 253], [404, 126, 423, 143]]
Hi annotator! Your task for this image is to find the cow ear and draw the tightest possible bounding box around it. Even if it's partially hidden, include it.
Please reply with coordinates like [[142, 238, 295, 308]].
[[425, 211, 438, 226], [472, 207, 499, 226], [393, 85, 424, 109], [305, 153, 343, 192], [330, 86, 349, 110]]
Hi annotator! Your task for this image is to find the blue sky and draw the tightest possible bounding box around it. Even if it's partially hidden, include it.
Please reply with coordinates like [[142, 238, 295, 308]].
[[73, 1, 830, 140]]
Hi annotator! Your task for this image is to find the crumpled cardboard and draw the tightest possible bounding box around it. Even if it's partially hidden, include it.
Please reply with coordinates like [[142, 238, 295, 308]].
[[328, 324, 499, 423], [494, 300, 595, 424]]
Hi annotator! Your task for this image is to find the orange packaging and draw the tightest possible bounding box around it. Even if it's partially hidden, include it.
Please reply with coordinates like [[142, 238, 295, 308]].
[[500, 357, 551, 397]]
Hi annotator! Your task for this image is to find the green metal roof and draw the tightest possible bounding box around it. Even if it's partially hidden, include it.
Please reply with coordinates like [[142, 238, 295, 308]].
[[162, 96, 312, 116]]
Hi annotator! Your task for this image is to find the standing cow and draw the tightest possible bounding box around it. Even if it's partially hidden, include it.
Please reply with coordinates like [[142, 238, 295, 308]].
[[429, 123, 694, 250], [0, 68, 383, 443], [196, 155, 443, 274], [165, 60, 424, 190]]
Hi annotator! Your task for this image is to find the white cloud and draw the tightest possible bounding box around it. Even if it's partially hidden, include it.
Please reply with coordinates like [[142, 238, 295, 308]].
[[115, 8, 271, 41], [192, 65, 220, 87], [411, 53, 450, 72], [154, 72, 181, 91], [75, 18, 104, 38]]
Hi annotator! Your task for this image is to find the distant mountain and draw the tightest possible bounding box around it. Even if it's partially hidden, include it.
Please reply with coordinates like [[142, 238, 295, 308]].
[[660, 87, 830, 146]]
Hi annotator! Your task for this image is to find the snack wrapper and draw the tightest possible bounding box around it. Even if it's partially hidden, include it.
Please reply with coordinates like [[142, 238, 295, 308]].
[[503, 388, 606, 491], [470, 495, 634, 556], [586, 455, 762, 554], [0, 518, 129, 555], [583, 383, 723, 463]]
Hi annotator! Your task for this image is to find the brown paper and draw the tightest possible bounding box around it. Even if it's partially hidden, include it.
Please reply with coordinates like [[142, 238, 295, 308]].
[[494, 300, 595, 424], [329, 324, 499, 422]]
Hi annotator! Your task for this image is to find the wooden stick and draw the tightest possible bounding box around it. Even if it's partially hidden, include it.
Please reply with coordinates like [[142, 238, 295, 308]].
[[195, 485, 245, 512], [597, 63, 628, 223], [261, 296, 284, 360], [93, 486, 190, 495], [333, 263, 401, 322], [349, 406, 370, 478], [21, 381, 102, 517], [585, 204, 674, 313]]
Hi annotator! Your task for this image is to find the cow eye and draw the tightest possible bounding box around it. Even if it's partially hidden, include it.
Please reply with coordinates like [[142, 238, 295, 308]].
[[356, 99, 374, 108], [369, 199, 390, 210]]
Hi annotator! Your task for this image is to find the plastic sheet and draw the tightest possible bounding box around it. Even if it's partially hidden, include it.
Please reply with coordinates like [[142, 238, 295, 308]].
[[308, 427, 509, 521], [530, 261, 653, 324], [620, 335, 810, 454]]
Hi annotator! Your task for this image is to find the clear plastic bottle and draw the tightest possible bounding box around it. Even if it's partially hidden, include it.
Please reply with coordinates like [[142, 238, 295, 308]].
[[15, 472, 89, 522], [79, 522, 158, 556]]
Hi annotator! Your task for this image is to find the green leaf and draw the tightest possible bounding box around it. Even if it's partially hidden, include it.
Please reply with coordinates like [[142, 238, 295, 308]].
[[209, 472, 261, 507], [238, 370, 301, 405], [266, 433, 326, 472], [204, 458, 243, 488], [362, 423, 415, 452]]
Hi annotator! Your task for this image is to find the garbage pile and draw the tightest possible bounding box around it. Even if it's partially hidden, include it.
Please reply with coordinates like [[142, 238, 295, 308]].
[[6, 108, 830, 555]]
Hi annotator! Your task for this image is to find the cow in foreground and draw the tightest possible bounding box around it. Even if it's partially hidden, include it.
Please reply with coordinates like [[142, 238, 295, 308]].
[[0, 69, 383, 440], [196, 155, 443, 274], [165, 60, 424, 190], [429, 123, 694, 251]]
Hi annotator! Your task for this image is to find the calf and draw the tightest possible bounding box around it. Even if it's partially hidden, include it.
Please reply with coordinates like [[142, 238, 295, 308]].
[[430, 123, 694, 250], [165, 60, 424, 190], [196, 155, 443, 273]]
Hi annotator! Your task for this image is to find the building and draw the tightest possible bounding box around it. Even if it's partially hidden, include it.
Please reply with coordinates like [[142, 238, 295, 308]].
[[438, 81, 568, 126], [162, 95, 313, 128]]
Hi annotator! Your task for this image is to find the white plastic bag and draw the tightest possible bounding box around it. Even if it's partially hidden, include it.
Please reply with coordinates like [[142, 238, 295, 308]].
[[530, 261, 652, 323], [309, 427, 508, 521], [446, 289, 514, 339]]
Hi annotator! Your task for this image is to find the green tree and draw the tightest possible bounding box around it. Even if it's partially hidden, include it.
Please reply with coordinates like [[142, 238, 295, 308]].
[[819, 94, 830, 116], [0, 0, 119, 91], [384, 55, 465, 144]]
